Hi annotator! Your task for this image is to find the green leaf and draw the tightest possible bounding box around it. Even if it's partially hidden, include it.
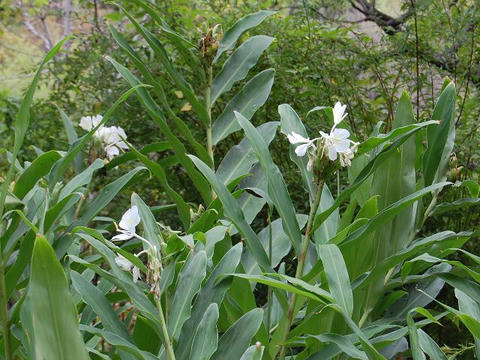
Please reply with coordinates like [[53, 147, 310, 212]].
[[13, 37, 70, 154], [226, 273, 332, 304], [430, 197, 480, 216], [189, 155, 271, 271], [214, 10, 276, 63], [211, 308, 264, 360], [70, 271, 131, 341], [190, 303, 219, 360], [29, 236, 89, 360], [217, 122, 278, 185], [212, 69, 275, 145], [80, 325, 157, 360], [235, 111, 302, 255], [58, 158, 104, 201], [168, 250, 207, 341], [13, 150, 61, 199], [340, 182, 451, 252], [126, 142, 191, 228], [278, 104, 315, 200], [176, 243, 243, 360], [318, 244, 354, 317], [115, 4, 209, 126], [57, 106, 83, 173], [106, 56, 212, 203], [109, 25, 210, 164], [212, 35, 274, 104], [309, 333, 368, 360], [312, 122, 436, 233], [240, 345, 264, 360], [53, 167, 147, 256], [423, 82, 456, 186]]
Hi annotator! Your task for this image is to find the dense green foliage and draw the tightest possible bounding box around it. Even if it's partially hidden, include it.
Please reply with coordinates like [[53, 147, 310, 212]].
[[0, 1, 479, 359]]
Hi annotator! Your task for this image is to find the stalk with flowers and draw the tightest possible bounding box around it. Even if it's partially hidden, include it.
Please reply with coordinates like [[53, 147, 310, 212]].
[[1, 3, 479, 360]]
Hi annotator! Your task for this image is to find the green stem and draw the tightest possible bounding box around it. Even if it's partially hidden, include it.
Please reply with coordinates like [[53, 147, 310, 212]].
[[265, 205, 274, 335], [205, 66, 214, 169], [278, 179, 324, 359], [156, 297, 176, 360], [0, 261, 11, 360]]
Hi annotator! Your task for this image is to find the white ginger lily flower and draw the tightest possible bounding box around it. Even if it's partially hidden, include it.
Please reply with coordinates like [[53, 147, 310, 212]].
[[79, 115, 129, 160], [286, 101, 358, 169], [332, 101, 348, 127], [115, 255, 141, 283], [112, 206, 141, 241], [101, 126, 129, 160], [79, 115, 103, 132]]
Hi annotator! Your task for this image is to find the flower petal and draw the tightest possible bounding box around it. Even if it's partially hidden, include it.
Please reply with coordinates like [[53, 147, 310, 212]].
[[331, 128, 350, 139], [295, 143, 311, 157], [327, 144, 338, 161], [112, 232, 134, 242], [333, 102, 347, 125], [287, 131, 310, 144], [119, 206, 141, 233], [115, 255, 133, 271]]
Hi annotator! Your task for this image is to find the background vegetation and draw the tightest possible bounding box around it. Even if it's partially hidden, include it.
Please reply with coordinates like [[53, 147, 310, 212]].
[[0, 0, 478, 358]]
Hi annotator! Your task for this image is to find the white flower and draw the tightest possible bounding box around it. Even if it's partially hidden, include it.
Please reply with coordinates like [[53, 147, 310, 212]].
[[286, 101, 358, 169], [319, 128, 352, 161], [115, 255, 141, 283], [332, 101, 348, 127], [101, 126, 129, 160], [287, 131, 318, 157], [112, 206, 141, 241], [79, 115, 103, 131]]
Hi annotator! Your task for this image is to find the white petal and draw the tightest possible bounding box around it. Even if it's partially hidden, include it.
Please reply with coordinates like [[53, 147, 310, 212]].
[[115, 255, 133, 271], [333, 102, 347, 125], [287, 131, 310, 144], [295, 143, 311, 157], [327, 144, 338, 161], [119, 206, 141, 233], [105, 145, 120, 160], [92, 115, 103, 127], [79, 116, 94, 131], [331, 128, 350, 139], [112, 232, 134, 241], [333, 138, 351, 153], [132, 266, 141, 283], [319, 130, 330, 139]]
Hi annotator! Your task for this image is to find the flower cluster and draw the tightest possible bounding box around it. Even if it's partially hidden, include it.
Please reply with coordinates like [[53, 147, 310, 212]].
[[112, 206, 162, 295], [79, 115, 129, 160], [287, 102, 358, 169]]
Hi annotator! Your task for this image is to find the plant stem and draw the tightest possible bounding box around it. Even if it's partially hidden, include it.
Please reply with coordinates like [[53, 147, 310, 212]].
[[266, 205, 274, 335], [0, 261, 11, 360], [205, 65, 214, 170], [156, 297, 176, 360], [278, 179, 324, 359]]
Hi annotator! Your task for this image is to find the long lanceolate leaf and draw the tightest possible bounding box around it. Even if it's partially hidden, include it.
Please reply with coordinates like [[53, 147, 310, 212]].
[[189, 155, 271, 271], [125, 142, 191, 228], [423, 82, 456, 187], [29, 237, 89, 360], [115, 4, 209, 127], [212, 69, 275, 145], [168, 250, 207, 341], [211, 35, 274, 105], [107, 56, 212, 204], [214, 10, 276, 63], [318, 244, 354, 317], [311, 121, 438, 234], [109, 25, 211, 165], [235, 111, 302, 255], [0, 37, 69, 219]]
